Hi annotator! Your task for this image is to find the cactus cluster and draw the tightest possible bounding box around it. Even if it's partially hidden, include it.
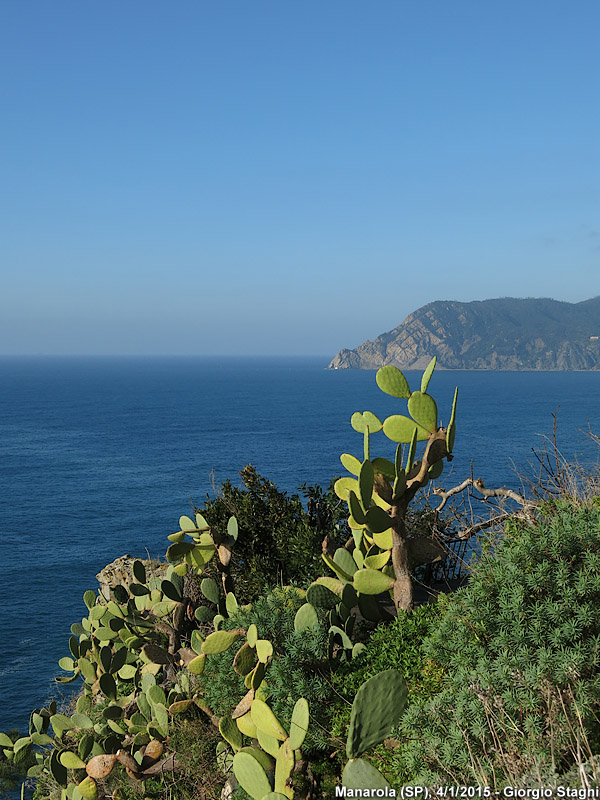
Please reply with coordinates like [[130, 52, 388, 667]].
[[331, 357, 458, 611]]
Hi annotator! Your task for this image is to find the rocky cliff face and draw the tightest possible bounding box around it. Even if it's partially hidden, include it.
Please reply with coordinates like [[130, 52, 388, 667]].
[[329, 297, 600, 370]]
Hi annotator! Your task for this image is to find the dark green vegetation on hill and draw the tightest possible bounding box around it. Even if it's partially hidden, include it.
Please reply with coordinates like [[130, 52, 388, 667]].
[[3, 359, 600, 798], [329, 296, 600, 370]]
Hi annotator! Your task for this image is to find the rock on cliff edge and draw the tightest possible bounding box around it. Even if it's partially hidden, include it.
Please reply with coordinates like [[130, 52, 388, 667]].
[[328, 297, 600, 370]]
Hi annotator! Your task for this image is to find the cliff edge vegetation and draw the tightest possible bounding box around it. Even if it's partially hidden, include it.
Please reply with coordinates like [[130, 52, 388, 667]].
[[329, 296, 600, 370]]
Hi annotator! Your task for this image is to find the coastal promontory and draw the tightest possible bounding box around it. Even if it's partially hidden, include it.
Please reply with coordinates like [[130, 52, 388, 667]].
[[329, 297, 600, 370]]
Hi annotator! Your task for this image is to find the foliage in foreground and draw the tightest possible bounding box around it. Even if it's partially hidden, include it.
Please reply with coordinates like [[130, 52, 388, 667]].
[[397, 502, 600, 788]]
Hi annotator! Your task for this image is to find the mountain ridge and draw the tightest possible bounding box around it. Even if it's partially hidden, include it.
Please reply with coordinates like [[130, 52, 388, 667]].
[[328, 297, 600, 370]]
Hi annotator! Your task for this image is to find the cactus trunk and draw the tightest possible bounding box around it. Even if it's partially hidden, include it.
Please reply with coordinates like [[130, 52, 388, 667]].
[[390, 504, 413, 611]]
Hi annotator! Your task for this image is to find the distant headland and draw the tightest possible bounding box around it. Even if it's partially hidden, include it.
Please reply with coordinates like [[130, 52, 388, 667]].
[[329, 297, 600, 370]]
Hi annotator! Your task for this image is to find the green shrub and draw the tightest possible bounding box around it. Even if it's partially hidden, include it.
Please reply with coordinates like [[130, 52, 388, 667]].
[[198, 467, 347, 602], [397, 503, 600, 789], [328, 602, 444, 786], [197, 587, 342, 755]]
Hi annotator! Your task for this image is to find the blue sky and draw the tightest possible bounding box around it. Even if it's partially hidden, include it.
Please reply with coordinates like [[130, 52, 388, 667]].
[[1, 1, 598, 356]]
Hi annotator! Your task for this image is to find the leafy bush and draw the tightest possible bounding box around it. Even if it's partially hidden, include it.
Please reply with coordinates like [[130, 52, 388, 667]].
[[198, 467, 347, 601], [397, 503, 600, 789], [329, 602, 444, 786]]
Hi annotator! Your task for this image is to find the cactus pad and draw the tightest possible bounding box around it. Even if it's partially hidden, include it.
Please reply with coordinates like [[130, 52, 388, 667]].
[[420, 355, 437, 393], [346, 669, 407, 758], [274, 738, 294, 797], [350, 411, 383, 433], [407, 391, 438, 433], [375, 365, 410, 398], [202, 629, 243, 655], [365, 506, 391, 534], [353, 569, 394, 595], [342, 758, 389, 790], [383, 415, 429, 443], [289, 697, 309, 751], [232, 751, 273, 800], [340, 453, 361, 475], [251, 698, 288, 741]]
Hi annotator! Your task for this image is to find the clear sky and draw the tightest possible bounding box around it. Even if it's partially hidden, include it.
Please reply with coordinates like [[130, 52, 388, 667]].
[[1, 1, 598, 356]]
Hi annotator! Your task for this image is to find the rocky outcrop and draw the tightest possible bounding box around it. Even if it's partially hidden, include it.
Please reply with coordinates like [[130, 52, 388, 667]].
[[96, 554, 167, 600], [329, 297, 600, 370]]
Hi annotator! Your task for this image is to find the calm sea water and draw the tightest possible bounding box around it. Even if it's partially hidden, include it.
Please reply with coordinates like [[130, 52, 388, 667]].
[[1, 356, 599, 736]]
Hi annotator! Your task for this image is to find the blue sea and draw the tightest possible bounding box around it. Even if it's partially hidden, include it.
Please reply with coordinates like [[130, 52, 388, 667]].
[[1, 356, 600, 738]]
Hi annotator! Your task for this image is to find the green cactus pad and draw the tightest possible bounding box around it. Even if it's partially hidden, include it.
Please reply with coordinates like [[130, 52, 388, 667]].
[[358, 460, 374, 509], [226, 592, 239, 616], [428, 460, 444, 480], [202, 629, 243, 655], [71, 713, 94, 729], [59, 751, 85, 769], [83, 590, 97, 610], [365, 506, 392, 534], [348, 490, 366, 524], [201, 577, 220, 605], [195, 512, 210, 529], [420, 355, 437, 393], [220, 716, 243, 752], [236, 710, 258, 738], [346, 669, 408, 759], [407, 391, 438, 433], [251, 660, 267, 690], [322, 553, 354, 582], [251, 698, 288, 741], [132, 560, 146, 584], [167, 531, 185, 542], [246, 623, 258, 648], [306, 582, 339, 609], [179, 515, 196, 532], [194, 605, 214, 623], [364, 551, 391, 570], [352, 546, 364, 568], [342, 758, 390, 789], [315, 576, 344, 595], [146, 684, 167, 707], [342, 582, 358, 608], [353, 569, 394, 595], [256, 728, 280, 758], [58, 656, 76, 672], [294, 602, 320, 632], [340, 453, 361, 475], [89, 605, 107, 621], [372, 529, 393, 550], [256, 639, 274, 663], [350, 411, 383, 434], [376, 365, 410, 398], [334, 476, 360, 501], [370, 457, 396, 478], [77, 776, 99, 800], [383, 414, 429, 443], [275, 738, 294, 797], [78, 658, 97, 683], [234, 642, 258, 675], [99, 673, 117, 700], [288, 697, 309, 751], [332, 550, 356, 581], [142, 644, 171, 665], [330, 624, 353, 651], [227, 516, 239, 541], [447, 386, 458, 452], [166, 541, 196, 562], [232, 750, 272, 800]]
